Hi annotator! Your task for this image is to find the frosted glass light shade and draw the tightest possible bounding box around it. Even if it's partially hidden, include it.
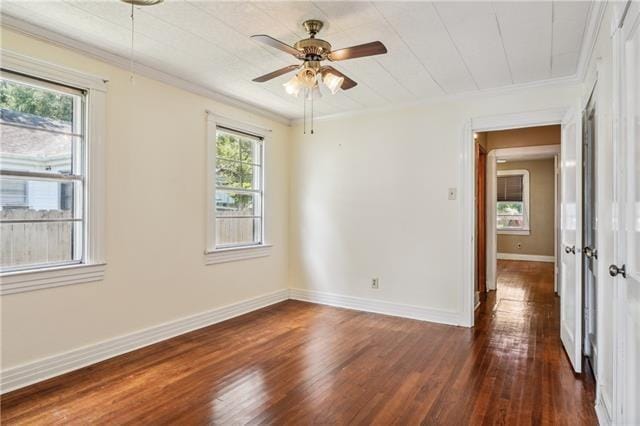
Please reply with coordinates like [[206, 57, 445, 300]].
[[323, 72, 344, 94], [283, 75, 303, 97]]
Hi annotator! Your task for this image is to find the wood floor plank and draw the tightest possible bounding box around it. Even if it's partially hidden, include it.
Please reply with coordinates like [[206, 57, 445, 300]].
[[1, 260, 597, 424]]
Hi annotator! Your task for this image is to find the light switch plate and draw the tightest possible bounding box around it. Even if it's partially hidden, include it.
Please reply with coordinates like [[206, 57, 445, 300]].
[[448, 188, 457, 200]]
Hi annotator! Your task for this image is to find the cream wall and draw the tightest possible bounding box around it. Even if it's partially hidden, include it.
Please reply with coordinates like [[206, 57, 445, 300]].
[[0, 28, 291, 369], [289, 84, 582, 321], [496, 159, 556, 256]]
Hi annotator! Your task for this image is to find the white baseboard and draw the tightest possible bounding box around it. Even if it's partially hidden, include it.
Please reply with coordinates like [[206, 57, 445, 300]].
[[0, 288, 289, 394], [497, 253, 555, 263], [595, 393, 612, 426], [289, 288, 461, 326]]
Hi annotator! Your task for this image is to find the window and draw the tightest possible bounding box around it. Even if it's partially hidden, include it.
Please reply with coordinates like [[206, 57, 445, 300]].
[[0, 51, 106, 295], [496, 170, 530, 234], [205, 114, 271, 264]]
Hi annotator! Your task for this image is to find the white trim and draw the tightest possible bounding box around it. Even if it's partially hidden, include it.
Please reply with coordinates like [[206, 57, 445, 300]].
[[0, 50, 107, 294], [472, 108, 567, 132], [288, 288, 461, 326], [0, 288, 289, 394], [0, 49, 106, 91], [464, 108, 568, 319], [205, 112, 270, 256], [595, 392, 612, 426], [460, 120, 475, 327], [0, 15, 292, 126], [497, 230, 530, 236], [292, 77, 581, 125], [493, 144, 561, 161], [496, 253, 555, 263], [0, 264, 105, 295], [575, 1, 608, 82], [204, 244, 272, 265]]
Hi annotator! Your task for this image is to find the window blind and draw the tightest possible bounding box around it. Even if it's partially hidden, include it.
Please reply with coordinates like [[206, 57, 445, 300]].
[[497, 175, 523, 202]]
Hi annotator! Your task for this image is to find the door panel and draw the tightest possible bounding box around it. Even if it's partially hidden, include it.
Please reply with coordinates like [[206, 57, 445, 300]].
[[561, 108, 583, 373], [618, 4, 640, 422]]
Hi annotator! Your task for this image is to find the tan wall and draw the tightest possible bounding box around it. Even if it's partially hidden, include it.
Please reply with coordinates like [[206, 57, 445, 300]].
[[497, 159, 556, 256], [481, 125, 560, 151], [0, 28, 291, 370]]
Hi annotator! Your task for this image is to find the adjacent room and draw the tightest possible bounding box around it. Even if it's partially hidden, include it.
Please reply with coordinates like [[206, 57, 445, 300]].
[[0, 1, 638, 424]]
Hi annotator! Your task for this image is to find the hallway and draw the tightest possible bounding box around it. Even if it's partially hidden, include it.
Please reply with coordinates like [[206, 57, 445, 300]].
[[475, 260, 597, 423], [1, 260, 598, 424]]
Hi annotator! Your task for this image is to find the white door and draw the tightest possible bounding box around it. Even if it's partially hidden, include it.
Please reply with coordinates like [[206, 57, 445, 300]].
[[560, 107, 583, 373], [613, 3, 640, 422]]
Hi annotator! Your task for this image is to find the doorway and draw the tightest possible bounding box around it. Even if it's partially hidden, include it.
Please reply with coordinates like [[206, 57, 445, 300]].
[[582, 93, 597, 378]]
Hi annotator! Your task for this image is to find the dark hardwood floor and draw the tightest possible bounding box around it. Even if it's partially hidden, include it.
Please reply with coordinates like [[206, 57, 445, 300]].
[[1, 260, 597, 424]]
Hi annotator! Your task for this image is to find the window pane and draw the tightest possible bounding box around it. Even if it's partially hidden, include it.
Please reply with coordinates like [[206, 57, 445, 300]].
[[497, 201, 523, 215], [0, 79, 76, 123], [216, 190, 258, 217], [1, 121, 82, 175], [0, 221, 80, 269], [0, 178, 81, 217], [215, 159, 260, 190], [216, 131, 240, 161], [216, 218, 261, 247], [497, 201, 524, 229]]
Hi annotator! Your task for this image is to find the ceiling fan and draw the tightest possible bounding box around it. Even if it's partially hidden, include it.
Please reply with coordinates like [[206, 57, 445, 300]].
[[251, 19, 388, 97]]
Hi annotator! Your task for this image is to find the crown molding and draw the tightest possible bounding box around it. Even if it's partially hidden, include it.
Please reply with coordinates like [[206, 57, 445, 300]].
[[291, 75, 581, 126], [3, 2, 607, 128], [0, 14, 293, 126], [575, 1, 608, 82]]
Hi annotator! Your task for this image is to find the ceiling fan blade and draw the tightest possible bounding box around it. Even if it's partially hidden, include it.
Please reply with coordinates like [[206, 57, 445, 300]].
[[321, 66, 357, 90], [251, 34, 302, 58], [328, 41, 387, 61], [252, 65, 300, 83]]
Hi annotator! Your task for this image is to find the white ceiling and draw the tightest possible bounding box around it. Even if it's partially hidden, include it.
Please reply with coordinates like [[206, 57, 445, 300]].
[[1, 1, 593, 121]]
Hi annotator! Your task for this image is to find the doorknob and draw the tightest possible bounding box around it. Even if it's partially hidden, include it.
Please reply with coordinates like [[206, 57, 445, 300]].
[[565, 245, 576, 254], [584, 246, 598, 259], [609, 264, 626, 278]]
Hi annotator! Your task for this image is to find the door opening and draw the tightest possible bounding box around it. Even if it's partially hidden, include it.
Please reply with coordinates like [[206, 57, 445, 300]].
[[581, 94, 597, 379]]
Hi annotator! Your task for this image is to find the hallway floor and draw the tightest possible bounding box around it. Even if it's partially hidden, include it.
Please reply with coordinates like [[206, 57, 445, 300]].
[[1, 260, 597, 424]]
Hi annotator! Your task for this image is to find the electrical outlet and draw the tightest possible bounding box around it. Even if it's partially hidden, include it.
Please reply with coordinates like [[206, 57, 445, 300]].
[[371, 278, 379, 289]]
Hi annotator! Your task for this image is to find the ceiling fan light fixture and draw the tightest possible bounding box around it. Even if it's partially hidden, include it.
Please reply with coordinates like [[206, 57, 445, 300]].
[[283, 75, 303, 97], [297, 68, 317, 88], [323, 72, 344, 95]]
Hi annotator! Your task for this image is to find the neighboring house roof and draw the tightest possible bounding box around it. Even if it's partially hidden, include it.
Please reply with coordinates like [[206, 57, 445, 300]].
[[0, 108, 73, 159]]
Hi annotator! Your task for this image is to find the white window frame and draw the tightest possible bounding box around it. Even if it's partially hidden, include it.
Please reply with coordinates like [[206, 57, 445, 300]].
[[0, 50, 107, 295], [496, 169, 530, 235], [205, 112, 272, 265]]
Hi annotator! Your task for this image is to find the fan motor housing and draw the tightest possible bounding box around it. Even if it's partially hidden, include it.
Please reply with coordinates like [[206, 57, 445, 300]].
[[294, 38, 332, 60]]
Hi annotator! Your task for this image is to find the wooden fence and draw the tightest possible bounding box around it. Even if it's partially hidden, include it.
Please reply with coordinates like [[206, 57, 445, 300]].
[[1, 209, 73, 268]]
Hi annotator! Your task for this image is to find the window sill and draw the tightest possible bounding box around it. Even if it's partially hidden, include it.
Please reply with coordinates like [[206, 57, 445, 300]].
[[0, 263, 106, 296], [205, 244, 272, 265], [497, 229, 531, 236]]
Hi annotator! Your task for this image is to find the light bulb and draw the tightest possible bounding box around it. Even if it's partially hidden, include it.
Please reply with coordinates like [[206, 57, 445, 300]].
[[297, 69, 317, 88], [283, 75, 302, 97], [323, 72, 344, 95]]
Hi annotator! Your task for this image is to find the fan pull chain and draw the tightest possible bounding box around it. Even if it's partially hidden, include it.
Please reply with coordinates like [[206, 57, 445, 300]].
[[303, 94, 307, 134], [311, 89, 314, 135], [129, 2, 135, 84]]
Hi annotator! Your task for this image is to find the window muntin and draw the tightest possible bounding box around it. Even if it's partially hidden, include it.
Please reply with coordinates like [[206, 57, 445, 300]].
[[496, 171, 530, 231], [0, 71, 86, 272], [214, 127, 263, 248]]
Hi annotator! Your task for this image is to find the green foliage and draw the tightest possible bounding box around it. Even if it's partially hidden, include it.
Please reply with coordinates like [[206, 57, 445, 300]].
[[496, 201, 523, 215], [216, 132, 258, 191], [216, 132, 260, 211], [0, 80, 73, 122]]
